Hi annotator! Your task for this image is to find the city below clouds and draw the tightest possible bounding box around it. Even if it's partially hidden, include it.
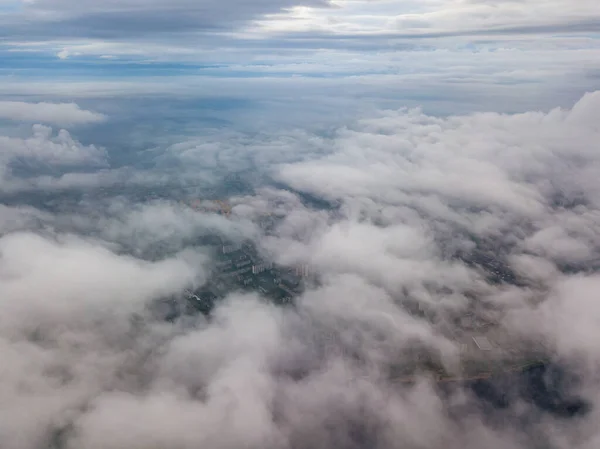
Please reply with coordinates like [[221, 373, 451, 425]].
[[1, 1, 600, 449]]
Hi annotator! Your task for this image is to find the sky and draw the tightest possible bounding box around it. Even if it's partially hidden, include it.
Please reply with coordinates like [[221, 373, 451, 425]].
[[2, 1, 600, 449], [1, 0, 600, 127]]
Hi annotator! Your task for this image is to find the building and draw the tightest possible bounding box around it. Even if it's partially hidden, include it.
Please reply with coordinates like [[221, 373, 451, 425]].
[[280, 272, 301, 289], [252, 262, 273, 274], [222, 243, 242, 254], [294, 264, 310, 278], [216, 260, 233, 270], [472, 336, 493, 351], [235, 259, 252, 269]]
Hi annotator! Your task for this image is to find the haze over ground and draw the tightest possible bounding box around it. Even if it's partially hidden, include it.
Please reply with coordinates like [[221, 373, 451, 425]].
[[1, 1, 600, 448]]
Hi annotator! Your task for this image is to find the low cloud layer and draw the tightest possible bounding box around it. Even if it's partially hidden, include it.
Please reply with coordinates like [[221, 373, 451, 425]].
[[0, 92, 600, 449]]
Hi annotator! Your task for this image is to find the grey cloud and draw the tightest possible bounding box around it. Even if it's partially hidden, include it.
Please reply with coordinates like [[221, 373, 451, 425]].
[[277, 17, 600, 42], [1, 0, 331, 41]]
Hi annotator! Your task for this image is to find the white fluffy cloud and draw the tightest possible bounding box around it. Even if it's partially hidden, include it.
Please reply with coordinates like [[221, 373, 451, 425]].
[[1, 124, 106, 165], [0, 124, 107, 188], [276, 91, 600, 258], [0, 101, 106, 126], [0, 231, 201, 449]]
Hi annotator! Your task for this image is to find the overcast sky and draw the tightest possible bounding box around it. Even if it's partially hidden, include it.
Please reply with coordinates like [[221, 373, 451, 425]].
[[1, 0, 600, 122]]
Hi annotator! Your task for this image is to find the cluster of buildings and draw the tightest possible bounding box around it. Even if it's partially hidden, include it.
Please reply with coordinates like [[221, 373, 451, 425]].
[[183, 199, 232, 217], [405, 296, 549, 380], [186, 237, 313, 312]]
